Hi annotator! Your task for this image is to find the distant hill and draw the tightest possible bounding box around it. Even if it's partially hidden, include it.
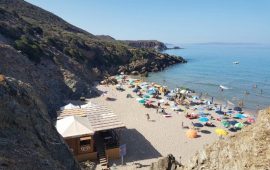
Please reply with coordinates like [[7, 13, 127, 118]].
[[96, 35, 169, 51], [122, 40, 168, 51]]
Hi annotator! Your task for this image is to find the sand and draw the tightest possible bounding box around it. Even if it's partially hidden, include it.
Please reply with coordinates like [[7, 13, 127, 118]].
[[89, 80, 247, 169]]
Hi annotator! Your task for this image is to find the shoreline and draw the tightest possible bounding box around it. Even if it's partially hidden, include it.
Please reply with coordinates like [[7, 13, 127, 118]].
[[128, 74, 254, 116], [91, 74, 256, 169]]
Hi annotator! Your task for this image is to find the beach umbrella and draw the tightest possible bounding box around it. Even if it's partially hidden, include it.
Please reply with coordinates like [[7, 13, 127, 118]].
[[215, 110, 224, 115], [247, 117, 255, 123], [159, 99, 165, 103], [180, 89, 188, 94], [198, 117, 209, 123], [234, 122, 244, 129], [215, 128, 228, 136], [234, 107, 242, 112], [147, 89, 156, 94], [226, 110, 233, 114], [221, 121, 230, 128], [186, 129, 198, 138], [228, 120, 238, 126], [143, 94, 150, 98], [138, 99, 146, 104], [146, 100, 154, 104], [234, 113, 246, 119]]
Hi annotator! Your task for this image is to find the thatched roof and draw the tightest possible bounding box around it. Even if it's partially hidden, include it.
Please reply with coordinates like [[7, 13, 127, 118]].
[[57, 102, 125, 133]]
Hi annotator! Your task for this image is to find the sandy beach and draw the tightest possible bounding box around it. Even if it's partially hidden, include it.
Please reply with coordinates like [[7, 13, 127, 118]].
[[88, 76, 254, 169]]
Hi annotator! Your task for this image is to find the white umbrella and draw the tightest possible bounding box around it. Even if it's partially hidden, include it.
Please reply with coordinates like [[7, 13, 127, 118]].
[[159, 99, 165, 103], [180, 89, 189, 94]]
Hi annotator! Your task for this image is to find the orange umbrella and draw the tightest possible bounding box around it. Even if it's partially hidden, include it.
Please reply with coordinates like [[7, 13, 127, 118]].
[[186, 129, 198, 138]]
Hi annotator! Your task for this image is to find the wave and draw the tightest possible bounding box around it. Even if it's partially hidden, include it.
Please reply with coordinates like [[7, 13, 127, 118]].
[[220, 85, 231, 90]]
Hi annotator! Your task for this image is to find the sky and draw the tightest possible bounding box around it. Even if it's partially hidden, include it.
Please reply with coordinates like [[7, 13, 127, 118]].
[[25, 0, 270, 44]]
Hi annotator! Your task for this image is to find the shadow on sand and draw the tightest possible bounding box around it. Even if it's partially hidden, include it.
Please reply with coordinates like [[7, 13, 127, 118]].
[[109, 128, 161, 166]]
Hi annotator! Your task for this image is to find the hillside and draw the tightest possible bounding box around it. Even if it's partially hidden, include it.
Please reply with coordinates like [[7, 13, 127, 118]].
[[0, 0, 186, 169], [0, 0, 185, 117]]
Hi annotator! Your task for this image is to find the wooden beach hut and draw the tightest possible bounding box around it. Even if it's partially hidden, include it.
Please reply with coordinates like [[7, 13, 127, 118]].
[[56, 102, 125, 163]]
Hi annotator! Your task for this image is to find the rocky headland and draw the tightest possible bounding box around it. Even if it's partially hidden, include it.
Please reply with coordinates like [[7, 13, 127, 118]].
[[121, 40, 168, 51]]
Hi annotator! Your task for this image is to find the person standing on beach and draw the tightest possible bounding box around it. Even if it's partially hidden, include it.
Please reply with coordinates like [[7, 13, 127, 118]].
[[156, 107, 159, 114], [146, 113, 150, 121]]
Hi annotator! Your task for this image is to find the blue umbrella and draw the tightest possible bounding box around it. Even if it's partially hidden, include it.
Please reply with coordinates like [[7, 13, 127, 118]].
[[226, 110, 233, 114], [234, 113, 246, 119], [199, 117, 209, 123]]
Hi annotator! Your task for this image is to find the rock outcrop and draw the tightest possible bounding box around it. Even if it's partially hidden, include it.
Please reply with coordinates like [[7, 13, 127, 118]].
[[0, 75, 80, 170], [150, 108, 270, 170]]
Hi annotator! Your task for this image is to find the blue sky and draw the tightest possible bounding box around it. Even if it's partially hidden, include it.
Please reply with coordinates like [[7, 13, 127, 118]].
[[26, 0, 270, 44]]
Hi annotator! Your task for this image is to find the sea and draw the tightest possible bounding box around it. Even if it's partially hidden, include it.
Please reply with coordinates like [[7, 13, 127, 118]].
[[146, 43, 270, 113]]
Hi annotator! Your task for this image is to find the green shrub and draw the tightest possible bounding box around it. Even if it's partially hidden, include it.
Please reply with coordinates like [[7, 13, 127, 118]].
[[15, 36, 42, 63]]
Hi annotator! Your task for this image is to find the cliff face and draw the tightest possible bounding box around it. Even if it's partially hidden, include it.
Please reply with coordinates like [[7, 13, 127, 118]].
[[150, 108, 270, 170], [0, 75, 80, 170]]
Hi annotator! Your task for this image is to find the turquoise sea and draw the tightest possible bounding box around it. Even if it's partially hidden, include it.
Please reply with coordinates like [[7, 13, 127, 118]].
[[147, 44, 270, 113]]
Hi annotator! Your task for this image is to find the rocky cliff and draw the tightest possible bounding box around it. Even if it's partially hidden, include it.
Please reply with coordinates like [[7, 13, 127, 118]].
[[150, 108, 270, 170], [0, 75, 80, 170]]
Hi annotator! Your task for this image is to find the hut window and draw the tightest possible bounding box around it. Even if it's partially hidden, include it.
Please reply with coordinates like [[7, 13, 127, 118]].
[[80, 136, 91, 146], [80, 137, 91, 152]]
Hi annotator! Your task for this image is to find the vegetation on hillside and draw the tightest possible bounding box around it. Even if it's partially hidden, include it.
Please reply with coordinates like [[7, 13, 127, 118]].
[[0, 0, 183, 71]]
